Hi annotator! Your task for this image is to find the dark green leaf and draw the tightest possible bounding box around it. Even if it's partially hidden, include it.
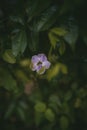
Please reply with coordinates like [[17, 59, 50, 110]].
[[30, 5, 58, 32], [49, 95, 61, 107], [28, 31, 39, 52], [5, 102, 16, 118], [12, 30, 27, 56], [64, 19, 78, 50], [26, 0, 52, 21], [60, 116, 69, 130], [10, 15, 24, 25], [17, 107, 26, 121], [0, 68, 17, 93], [35, 112, 43, 126]]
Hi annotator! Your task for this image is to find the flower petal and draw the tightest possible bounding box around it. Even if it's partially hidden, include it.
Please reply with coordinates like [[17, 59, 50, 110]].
[[30, 62, 38, 71], [38, 53, 47, 62], [37, 66, 46, 75], [42, 61, 51, 69], [31, 55, 39, 64]]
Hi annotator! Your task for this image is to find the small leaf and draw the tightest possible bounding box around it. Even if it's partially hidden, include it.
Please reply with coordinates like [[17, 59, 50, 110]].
[[74, 98, 81, 108], [59, 42, 66, 55], [50, 27, 68, 36], [47, 63, 61, 80], [64, 91, 72, 101], [48, 32, 59, 48], [19, 59, 30, 67], [34, 102, 46, 113], [60, 116, 69, 130], [2, 49, 16, 64], [45, 108, 55, 122], [15, 69, 29, 83], [49, 95, 61, 107], [61, 64, 68, 74]]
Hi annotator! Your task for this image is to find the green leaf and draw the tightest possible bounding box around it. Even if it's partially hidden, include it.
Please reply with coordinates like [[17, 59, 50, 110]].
[[82, 29, 87, 46], [2, 49, 16, 64], [48, 32, 59, 48], [0, 68, 18, 93], [64, 91, 72, 101], [42, 124, 54, 130], [49, 95, 61, 107], [45, 108, 55, 122], [29, 91, 42, 103], [12, 30, 27, 56], [48, 27, 67, 49], [59, 0, 74, 15], [64, 20, 78, 50], [19, 101, 28, 110], [5, 102, 16, 118], [59, 42, 66, 55], [47, 63, 62, 80], [60, 116, 69, 130], [17, 107, 26, 121], [50, 27, 68, 37], [26, 0, 52, 21], [34, 102, 46, 113], [34, 111, 43, 126], [10, 15, 24, 25], [28, 31, 39, 52], [62, 102, 70, 114], [15, 69, 29, 83], [31, 5, 58, 32]]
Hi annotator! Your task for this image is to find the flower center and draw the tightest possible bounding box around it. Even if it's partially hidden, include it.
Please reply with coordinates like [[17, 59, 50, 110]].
[[37, 61, 42, 66]]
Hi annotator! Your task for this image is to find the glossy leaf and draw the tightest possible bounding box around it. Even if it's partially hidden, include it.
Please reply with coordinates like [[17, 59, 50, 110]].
[[31, 5, 58, 31], [26, 0, 52, 21], [12, 30, 27, 56]]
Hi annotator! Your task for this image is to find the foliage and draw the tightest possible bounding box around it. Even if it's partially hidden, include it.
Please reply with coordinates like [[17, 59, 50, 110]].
[[0, 0, 87, 130]]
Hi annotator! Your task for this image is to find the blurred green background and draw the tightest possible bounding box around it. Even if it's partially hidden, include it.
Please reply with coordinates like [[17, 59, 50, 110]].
[[0, 0, 87, 130]]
